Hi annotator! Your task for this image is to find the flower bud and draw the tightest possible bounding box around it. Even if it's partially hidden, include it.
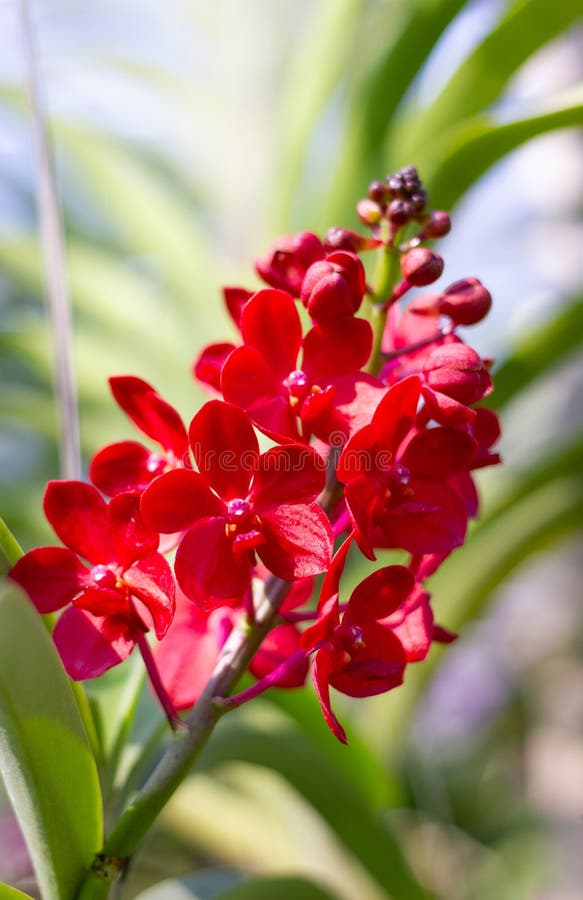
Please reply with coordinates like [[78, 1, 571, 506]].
[[324, 227, 379, 253], [437, 278, 492, 326], [422, 342, 492, 406], [255, 231, 325, 295], [301, 251, 366, 321], [423, 211, 451, 239], [401, 248, 444, 286], [387, 199, 411, 226], [356, 198, 383, 226], [368, 180, 387, 205]]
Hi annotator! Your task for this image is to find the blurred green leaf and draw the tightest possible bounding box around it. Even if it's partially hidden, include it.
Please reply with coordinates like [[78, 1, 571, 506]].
[[216, 875, 340, 900], [0, 885, 35, 900], [0, 582, 102, 900], [392, 0, 582, 162], [0, 517, 23, 575], [423, 87, 583, 208], [196, 709, 430, 900], [486, 293, 583, 410], [134, 868, 242, 900]]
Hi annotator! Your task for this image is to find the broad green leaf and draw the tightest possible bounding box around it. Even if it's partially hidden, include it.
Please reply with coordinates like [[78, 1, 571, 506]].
[[216, 876, 339, 900], [0, 517, 23, 575], [423, 88, 583, 209], [195, 707, 430, 899], [0, 582, 102, 900], [393, 0, 582, 163], [0, 885, 35, 900], [486, 294, 583, 410]]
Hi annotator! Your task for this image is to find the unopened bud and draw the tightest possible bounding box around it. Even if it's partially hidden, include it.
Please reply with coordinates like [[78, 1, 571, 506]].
[[368, 180, 387, 205], [423, 211, 451, 239], [324, 227, 379, 253], [357, 198, 383, 226], [387, 199, 411, 226], [401, 248, 444, 286], [438, 278, 491, 326]]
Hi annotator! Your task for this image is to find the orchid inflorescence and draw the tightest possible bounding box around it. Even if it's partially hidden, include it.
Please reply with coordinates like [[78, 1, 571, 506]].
[[11, 169, 500, 743]]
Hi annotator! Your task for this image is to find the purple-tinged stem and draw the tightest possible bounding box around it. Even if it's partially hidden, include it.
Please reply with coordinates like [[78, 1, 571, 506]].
[[215, 649, 309, 709], [137, 633, 183, 732]]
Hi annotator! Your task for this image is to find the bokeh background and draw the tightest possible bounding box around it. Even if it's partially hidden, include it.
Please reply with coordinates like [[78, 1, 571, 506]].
[[0, 1, 582, 898]]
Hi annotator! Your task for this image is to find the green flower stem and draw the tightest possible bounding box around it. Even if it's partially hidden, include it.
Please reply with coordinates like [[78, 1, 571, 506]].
[[364, 244, 401, 376], [76, 576, 290, 900]]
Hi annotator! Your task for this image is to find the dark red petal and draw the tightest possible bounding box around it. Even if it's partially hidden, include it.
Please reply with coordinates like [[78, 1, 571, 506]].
[[240, 289, 302, 378], [107, 491, 159, 567], [312, 645, 347, 743], [223, 286, 253, 328], [383, 588, 434, 662], [302, 317, 373, 381], [90, 441, 166, 496], [251, 444, 326, 507], [329, 623, 405, 698], [401, 427, 477, 479], [258, 502, 333, 580], [124, 554, 175, 639], [10, 547, 90, 613], [250, 624, 309, 687], [189, 400, 258, 500], [141, 469, 223, 533], [175, 518, 252, 610], [336, 424, 378, 483], [53, 607, 137, 680], [343, 477, 381, 560], [318, 534, 353, 608], [44, 481, 116, 565], [193, 342, 236, 393], [301, 595, 340, 650], [376, 479, 467, 555], [311, 374, 387, 445], [371, 375, 421, 448], [109, 376, 188, 457], [420, 386, 477, 425], [344, 565, 415, 626], [73, 587, 129, 618]]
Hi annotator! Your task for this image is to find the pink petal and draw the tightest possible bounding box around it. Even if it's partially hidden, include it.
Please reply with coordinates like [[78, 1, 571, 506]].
[[90, 441, 166, 496], [189, 400, 258, 500], [109, 376, 188, 457], [124, 554, 175, 638], [53, 606, 137, 680], [175, 518, 252, 610], [258, 502, 333, 580], [251, 444, 326, 507], [141, 469, 224, 533], [240, 289, 302, 378], [44, 481, 116, 565], [10, 547, 90, 613]]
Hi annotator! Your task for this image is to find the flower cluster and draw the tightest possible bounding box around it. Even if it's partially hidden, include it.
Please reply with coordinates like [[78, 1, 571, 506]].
[[10, 170, 500, 742]]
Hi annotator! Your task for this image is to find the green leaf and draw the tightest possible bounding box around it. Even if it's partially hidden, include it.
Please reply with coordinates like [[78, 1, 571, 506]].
[[0, 885, 36, 900], [486, 293, 583, 410], [423, 88, 583, 209], [195, 708, 430, 900], [0, 516, 23, 575], [0, 582, 102, 900], [393, 0, 582, 163], [216, 876, 340, 900]]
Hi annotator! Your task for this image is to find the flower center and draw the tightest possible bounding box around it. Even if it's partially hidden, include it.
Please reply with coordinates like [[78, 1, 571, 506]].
[[227, 497, 252, 523], [283, 369, 310, 403], [90, 564, 119, 590]]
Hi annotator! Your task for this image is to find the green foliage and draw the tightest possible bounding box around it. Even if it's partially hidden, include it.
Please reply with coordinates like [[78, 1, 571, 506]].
[[0, 583, 102, 900]]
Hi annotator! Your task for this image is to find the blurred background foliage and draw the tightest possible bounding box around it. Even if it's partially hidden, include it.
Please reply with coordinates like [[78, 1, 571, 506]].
[[0, 0, 582, 898]]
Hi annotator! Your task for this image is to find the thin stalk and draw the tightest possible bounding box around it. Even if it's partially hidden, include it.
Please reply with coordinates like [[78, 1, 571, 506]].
[[18, 0, 81, 479], [364, 245, 402, 376]]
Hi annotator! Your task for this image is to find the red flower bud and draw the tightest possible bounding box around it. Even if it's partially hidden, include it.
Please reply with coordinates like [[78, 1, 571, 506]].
[[255, 231, 325, 295], [423, 211, 451, 239], [422, 343, 492, 406], [437, 278, 492, 326], [401, 248, 444, 286], [301, 251, 366, 321], [324, 227, 380, 253]]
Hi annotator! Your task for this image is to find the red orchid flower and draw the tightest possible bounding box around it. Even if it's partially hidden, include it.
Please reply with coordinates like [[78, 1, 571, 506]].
[[255, 231, 325, 295], [141, 400, 333, 609], [301, 538, 411, 743], [336, 376, 476, 558], [90, 376, 188, 496], [220, 288, 384, 444], [10, 481, 175, 680]]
